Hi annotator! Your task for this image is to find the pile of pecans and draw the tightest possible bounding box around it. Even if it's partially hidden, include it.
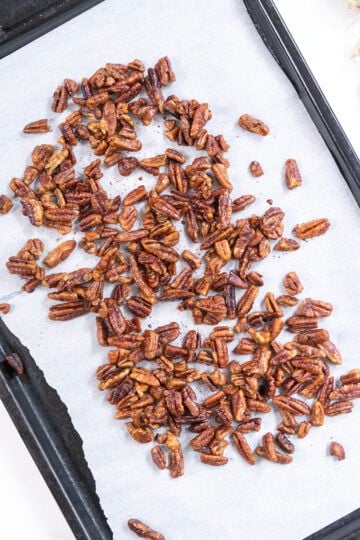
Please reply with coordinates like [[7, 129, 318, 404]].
[[3, 56, 358, 478]]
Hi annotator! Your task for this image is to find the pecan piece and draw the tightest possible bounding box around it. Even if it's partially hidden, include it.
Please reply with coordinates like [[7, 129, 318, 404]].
[[0, 303, 11, 315], [329, 384, 360, 400], [200, 454, 228, 466], [276, 295, 299, 307], [283, 272, 303, 296], [238, 114, 269, 136], [43, 240, 76, 268], [296, 298, 333, 318], [310, 401, 324, 426], [5, 353, 24, 375], [249, 161, 264, 177], [0, 195, 13, 215], [274, 238, 300, 251], [232, 195, 256, 212], [118, 205, 138, 231], [21, 197, 44, 227], [151, 445, 167, 470], [329, 442, 345, 461], [123, 185, 147, 206], [284, 159, 302, 189], [276, 432, 295, 454], [293, 218, 330, 239], [236, 286, 258, 317], [52, 85, 68, 113], [48, 300, 90, 321], [169, 447, 184, 478], [117, 157, 138, 176], [260, 207, 284, 239], [232, 432, 256, 464], [23, 119, 51, 134]]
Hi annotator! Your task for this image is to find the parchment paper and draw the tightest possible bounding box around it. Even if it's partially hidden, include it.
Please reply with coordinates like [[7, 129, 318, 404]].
[[1, 1, 359, 539]]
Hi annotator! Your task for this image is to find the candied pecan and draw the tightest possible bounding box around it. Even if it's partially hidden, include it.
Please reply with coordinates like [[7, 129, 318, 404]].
[[23, 119, 51, 134], [318, 340, 342, 364], [284, 159, 302, 189], [255, 446, 293, 464], [283, 272, 303, 296], [232, 194, 256, 212], [260, 207, 284, 239], [144, 68, 164, 112], [329, 383, 360, 400], [211, 163, 232, 190], [123, 185, 147, 206], [64, 78, 78, 96], [236, 286, 258, 317], [118, 205, 138, 231], [5, 353, 24, 375], [48, 300, 91, 321], [52, 85, 68, 113], [296, 328, 329, 345], [274, 238, 300, 251], [310, 401, 324, 426], [21, 197, 44, 227], [43, 240, 76, 268], [249, 161, 263, 177], [329, 441, 345, 461], [0, 303, 11, 315], [293, 218, 330, 239], [276, 432, 295, 454], [169, 447, 184, 478], [0, 195, 13, 215], [200, 454, 228, 466], [325, 401, 354, 416], [151, 445, 167, 470], [232, 431, 255, 464], [296, 298, 333, 318], [276, 295, 299, 307], [238, 114, 269, 136]]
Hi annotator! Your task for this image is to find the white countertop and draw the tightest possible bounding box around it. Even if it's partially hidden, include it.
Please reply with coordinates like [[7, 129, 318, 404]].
[[0, 2, 359, 539]]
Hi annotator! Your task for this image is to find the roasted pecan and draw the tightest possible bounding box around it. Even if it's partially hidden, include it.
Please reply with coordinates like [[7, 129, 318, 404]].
[[43, 240, 76, 268], [238, 114, 269, 136], [52, 85, 68, 112], [200, 454, 228, 466], [284, 159, 302, 189], [118, 205, 138, 231], [48, 300, 90, 321], [232, 432, 255, 464], [296, 298, 333, 318], [260, 207, 284, 239], [293, 218, 330, 240], [274, 238, 300, 251], [151, 445, 167, 470], [236, 286, 258, 317], [283, 272, 303, 296], [329, 441, 345, 461], [23, 119, 51, 134], [249, 161, 264, 177], [0, 303, 11, 315], [123, 186, 147, 206], [0, 195, 14, 215], [5, 353, 24, 375], [276, 432, 295, 454], [276, 295, 299, 307], [232, 194, 256, 212], [169, 447, 184, 478]]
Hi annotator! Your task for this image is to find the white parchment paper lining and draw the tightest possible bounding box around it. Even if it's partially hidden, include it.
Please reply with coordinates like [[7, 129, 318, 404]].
[[0, 1, 359, 538]]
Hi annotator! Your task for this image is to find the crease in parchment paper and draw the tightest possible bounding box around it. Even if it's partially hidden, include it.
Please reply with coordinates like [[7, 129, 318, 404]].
[[0, 1, 359, 539]]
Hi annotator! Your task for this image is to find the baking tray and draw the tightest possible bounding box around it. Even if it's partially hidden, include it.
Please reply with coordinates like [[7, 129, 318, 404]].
[[0, 1, 359, 539]]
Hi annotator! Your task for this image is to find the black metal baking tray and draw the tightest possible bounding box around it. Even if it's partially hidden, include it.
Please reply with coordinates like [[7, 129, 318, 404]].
[[0, 1, 359, 539], [0, 0, 104, 59]]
